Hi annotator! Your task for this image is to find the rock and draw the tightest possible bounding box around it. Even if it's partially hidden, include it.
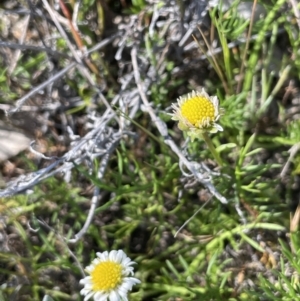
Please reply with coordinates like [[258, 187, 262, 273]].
[[0, 121, 30, 162]]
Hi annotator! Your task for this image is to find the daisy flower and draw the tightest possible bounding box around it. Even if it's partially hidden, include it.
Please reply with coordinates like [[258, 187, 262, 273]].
[[171, 89, 223, 141], [80, 250, 140, 301]]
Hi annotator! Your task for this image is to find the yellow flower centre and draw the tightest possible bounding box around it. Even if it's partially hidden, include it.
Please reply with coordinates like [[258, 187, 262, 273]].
[[91, 261, 122, 291], [181, 96, 215, 126]]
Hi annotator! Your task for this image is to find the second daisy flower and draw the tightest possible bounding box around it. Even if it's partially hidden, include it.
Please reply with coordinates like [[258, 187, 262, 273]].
[[171, 89, 223, 141]]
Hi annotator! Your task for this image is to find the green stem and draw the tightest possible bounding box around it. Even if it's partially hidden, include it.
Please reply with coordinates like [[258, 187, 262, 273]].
[[201, 132, 223, 167]]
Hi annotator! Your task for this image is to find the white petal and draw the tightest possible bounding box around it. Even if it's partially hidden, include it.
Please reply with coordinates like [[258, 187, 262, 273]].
[[109, 250, 118, 261], [130, 277, 141, 284], [120, 277, 140, 291], [108, 290, 120, 301], [117, 289, 128, 301], [123, 268, 134, 276], [212, 96, 219, 108], [82, 284, 93, 291], [97, 251, 108, 261], [84, 291, 94, 301], [117, 285, 128, 295], [80, 276, 92, 285], [86, 266, 95, 273], [94, 291, 109, 301], [80, 288, 91, 296], [116, 250, 125, 263], [122, 257, 132, 266], [215, 124, 223, 131]]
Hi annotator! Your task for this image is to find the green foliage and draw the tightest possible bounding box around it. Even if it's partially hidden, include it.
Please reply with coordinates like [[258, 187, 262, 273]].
[[250, 240, 300, 300], [1, 0, 300, 300], [0, 68, 17, 101], [0, 179, 87, 300], [129, 0, 146, 14]]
